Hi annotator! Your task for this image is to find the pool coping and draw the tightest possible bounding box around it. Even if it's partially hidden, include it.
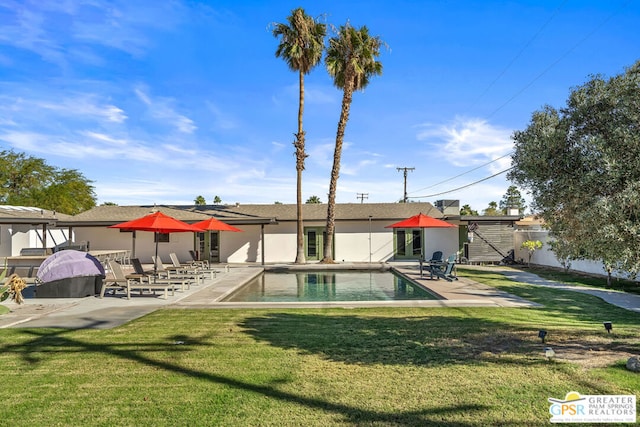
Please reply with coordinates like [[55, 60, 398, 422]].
[[182, 263, 539, 309]]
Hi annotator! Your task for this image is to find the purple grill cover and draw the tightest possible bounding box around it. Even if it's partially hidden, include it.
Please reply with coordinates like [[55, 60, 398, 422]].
[[36, 250, 105, 283]]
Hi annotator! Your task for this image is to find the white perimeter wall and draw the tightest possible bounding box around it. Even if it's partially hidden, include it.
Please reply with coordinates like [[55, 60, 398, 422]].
[[514, 230, 623, 278]]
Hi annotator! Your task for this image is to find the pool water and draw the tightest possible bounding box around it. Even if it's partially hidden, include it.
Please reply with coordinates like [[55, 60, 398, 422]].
[[224, 271, 439, 302]]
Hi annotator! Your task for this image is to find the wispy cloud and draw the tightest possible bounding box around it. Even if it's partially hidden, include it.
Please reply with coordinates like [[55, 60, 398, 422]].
[[206, 102, 239, 131], [0, 91, 127, 125], [0, 0, 185, 70], [134, 86, 196, 134], [416, 117, 513, 172]]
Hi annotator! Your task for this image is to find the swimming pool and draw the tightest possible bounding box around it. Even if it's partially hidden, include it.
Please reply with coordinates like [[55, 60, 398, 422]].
[[223, 270, 439, 302]]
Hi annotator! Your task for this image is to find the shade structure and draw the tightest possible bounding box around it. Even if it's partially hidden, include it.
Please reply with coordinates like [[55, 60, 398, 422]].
[[192, 217, 243, 232], [385, 213, 457, 229], [109, 211, 204, 280]]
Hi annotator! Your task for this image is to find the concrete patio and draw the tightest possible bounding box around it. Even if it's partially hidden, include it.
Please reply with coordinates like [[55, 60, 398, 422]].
[[2, 263, 637, 330]]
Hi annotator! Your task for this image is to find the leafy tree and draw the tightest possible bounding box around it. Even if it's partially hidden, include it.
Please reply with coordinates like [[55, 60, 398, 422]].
[[482, 201, 500, 216], [274, 201, 283, 204], [509, 60, 640, 282], [499, 185, 526, 215], [273, 8, 326, 264], [0, 150, 96, 214], [460, 204, 478, 216], [213, 195, 222, 204], [521, 240, 542, 267], [322, 23, 384, 263], [306, 195, 321, 204], [194, 195, 206, 205], [101, 202, 118, 206]]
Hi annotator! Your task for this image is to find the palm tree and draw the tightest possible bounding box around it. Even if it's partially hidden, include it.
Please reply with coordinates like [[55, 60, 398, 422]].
[[273, 8, 326, 264], [306, 195, 322, 204], [321, 23, 384, 263]]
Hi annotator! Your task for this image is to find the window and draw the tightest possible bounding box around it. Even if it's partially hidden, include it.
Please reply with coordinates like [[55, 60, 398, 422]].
[[154, 233, 170, 243]]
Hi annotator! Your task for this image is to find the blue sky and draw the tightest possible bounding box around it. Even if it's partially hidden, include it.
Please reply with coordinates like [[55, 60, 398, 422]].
[[0, 1, 638, 212]]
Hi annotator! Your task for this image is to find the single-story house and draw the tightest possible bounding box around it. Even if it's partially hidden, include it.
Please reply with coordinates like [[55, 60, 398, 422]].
[[55, 202, 461, 265]]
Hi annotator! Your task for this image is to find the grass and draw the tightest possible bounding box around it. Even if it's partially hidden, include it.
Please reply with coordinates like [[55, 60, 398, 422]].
[[1, 267, 639, 426], [522, 265, 640, 295]]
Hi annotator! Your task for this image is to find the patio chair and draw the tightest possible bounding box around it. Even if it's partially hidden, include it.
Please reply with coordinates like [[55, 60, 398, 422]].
[[188, 250, 210, 269], [101, 260, 133, 299], [130, 258, 191, 292], [169, 252, 218, 279], [420, 250, 444, 277], [428, 251, 443, 263], [152, 255, 203, 286], [428, 254, 458, 282], [102, 260, 176, 299]]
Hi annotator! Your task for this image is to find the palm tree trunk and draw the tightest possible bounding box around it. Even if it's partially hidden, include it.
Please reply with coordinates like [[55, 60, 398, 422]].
[[322, 83, 354, 263], [295, 70, 307, 264]]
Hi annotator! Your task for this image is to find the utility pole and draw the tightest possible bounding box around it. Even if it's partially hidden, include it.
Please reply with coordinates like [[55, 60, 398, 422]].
[[396, 167, 415, 203], [356, 193, 368, 203]]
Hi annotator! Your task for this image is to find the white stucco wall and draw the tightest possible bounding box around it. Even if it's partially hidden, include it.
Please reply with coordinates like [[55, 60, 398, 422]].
[[225, 220, 400, 263], [74, 227, 194, 264], [67, 220, 460, 265], [423, 228, 459, 261], [333, 221, 393, 262], [514, 230, 623, 278], [224, 224, 270, 263]]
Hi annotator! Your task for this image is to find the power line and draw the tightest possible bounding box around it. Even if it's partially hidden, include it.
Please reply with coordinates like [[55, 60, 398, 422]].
[[409, 167, 513, 199], [408, 151, 513, 194], [407, 2, 629, 201], [485, 0, 631, 120], [468, 0, 568, 111]]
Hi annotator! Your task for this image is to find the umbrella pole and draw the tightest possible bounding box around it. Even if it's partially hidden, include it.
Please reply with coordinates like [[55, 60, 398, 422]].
[[154, 232, 158, 283]]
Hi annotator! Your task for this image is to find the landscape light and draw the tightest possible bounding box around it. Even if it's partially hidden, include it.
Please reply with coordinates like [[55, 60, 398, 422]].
[[538, 330, 547, 343], [603, 321, 612, 333]]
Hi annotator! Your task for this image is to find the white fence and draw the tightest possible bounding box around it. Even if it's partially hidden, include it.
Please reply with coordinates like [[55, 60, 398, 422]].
[[514, 230, 633, 280]]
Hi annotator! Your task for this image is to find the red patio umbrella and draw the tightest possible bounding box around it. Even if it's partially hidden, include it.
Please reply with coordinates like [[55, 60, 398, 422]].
[[191, 217, 243, 263], [192, 217, 243, 232], [109, 211, 204, 279], [386, 213, 457, 262], [385, 213, 457, 229]]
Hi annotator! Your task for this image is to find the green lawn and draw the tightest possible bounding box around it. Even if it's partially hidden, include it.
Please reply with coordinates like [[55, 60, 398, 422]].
[[523, 265, 640, 295], [1, 268, 638, 426]]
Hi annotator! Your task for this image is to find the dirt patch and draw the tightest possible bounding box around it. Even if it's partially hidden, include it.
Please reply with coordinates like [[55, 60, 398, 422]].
[[467, 331, 635, 369], [545, 339, 636, 369]]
